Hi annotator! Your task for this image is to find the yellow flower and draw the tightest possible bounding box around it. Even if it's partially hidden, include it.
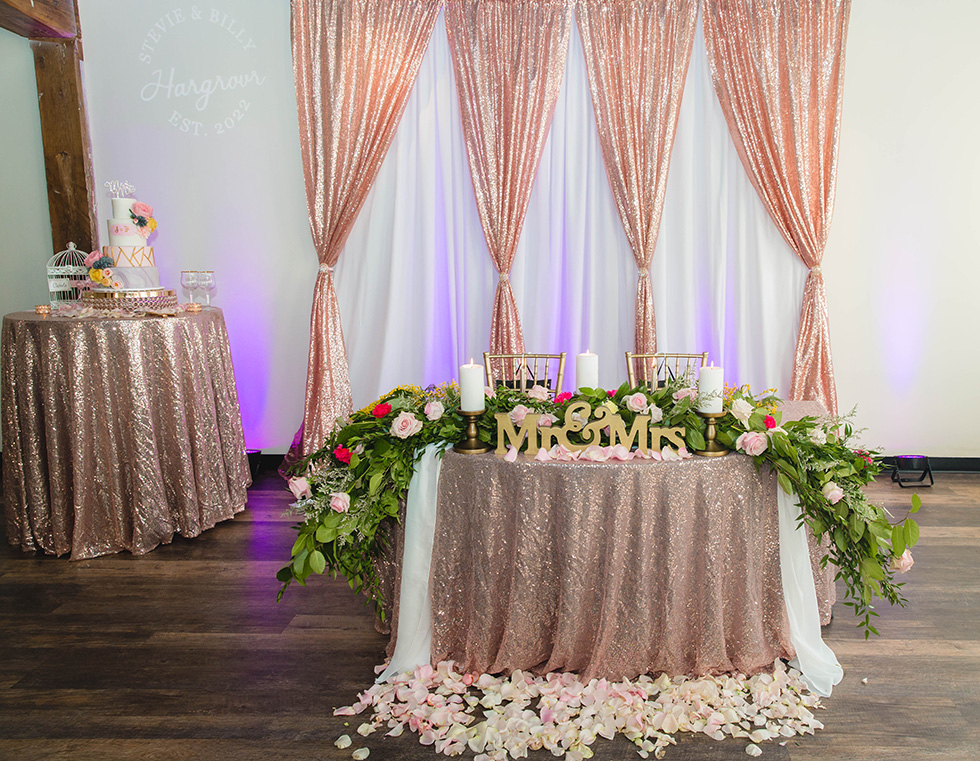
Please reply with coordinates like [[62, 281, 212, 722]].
[[147, 218, 158, 232], [89, 268, 102, 282]]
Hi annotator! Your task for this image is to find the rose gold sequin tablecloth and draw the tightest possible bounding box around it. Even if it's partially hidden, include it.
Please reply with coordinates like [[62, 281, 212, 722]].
[[1, 309, 251, 559], [423, 447, 835, 682]]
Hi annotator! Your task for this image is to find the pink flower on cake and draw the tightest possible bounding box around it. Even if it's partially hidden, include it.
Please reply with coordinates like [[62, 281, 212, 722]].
[[527, 384, 550, 401], [131, 201, 154, 218], [287, 477, 312, 500], [84, 250, 100, 267], [821, 481, 845, 505], [889, 548, 914, 573], [390, 411, 423, 439], [424, 400, 444, 421], [736, 431, 768, 456], [329, 492, 350, 513], [625, 392, 648, 413], [101, 268, 113, 280]]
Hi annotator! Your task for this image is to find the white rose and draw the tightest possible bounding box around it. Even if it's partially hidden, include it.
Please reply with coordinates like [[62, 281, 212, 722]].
[[731, 398, 754, 424], [527, 384, 550, 401], [646, 404, 663, 423], [809, 427, 827, 445]]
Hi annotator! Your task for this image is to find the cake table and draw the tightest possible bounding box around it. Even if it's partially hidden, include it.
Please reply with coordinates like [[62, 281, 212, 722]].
[[1, 307, 251, 559]]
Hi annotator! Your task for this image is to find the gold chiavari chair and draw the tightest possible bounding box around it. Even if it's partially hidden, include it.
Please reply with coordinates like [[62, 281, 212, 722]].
[[483, 352, 567, 394], [625, 351, 708, 389]]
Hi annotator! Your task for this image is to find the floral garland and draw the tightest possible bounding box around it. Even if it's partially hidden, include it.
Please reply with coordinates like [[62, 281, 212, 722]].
[[279, 378, 918, 638]]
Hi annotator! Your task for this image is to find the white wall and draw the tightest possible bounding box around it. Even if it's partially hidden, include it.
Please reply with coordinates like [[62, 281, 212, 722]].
[[1, 1, 976, 456], [0, 27, 53, 314], [826, 0, 980, 456]]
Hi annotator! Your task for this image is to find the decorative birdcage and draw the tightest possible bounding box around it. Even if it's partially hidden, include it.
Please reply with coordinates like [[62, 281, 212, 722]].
[[46, 242, 91, 307]]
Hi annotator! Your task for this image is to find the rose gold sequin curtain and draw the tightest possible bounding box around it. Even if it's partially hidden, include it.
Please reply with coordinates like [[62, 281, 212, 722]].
[[577, 0, 697, 355], [291, 0, 442, 459], [444, 0, 572, 355], [702, 0, 850, 416]]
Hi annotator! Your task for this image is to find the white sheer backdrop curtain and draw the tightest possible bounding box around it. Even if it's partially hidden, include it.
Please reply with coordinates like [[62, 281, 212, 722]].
[[335, 12, 808, 407]]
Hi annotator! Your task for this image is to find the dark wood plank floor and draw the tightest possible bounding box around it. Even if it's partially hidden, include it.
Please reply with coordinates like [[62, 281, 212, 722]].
[[1, 469, 977, 760]]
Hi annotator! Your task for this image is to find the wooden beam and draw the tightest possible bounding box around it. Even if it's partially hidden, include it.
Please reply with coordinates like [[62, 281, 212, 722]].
[[32, 37, 98, 253], [0, 0, 76, 39]]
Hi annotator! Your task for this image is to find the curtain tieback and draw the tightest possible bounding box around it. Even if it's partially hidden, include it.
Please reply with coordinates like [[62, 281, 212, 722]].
[[810, 265, 821, 275], [638, 270, 649, 279], [319, 262, 334, 274], [499, 272, 509, 282]]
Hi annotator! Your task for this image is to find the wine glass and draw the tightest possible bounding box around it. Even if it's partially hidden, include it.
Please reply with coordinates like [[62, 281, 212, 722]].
[[197, 271, 215, 305], [180, 271, 198, 303]]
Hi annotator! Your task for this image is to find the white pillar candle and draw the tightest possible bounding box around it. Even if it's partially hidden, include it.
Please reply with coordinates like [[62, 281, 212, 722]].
[[576, 350, 599, 390], [459, 359, 486, 412], [697, 364, 724, 414]]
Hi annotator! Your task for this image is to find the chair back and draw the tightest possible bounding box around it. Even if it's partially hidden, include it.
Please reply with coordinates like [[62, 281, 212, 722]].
[[625, 352, 708, 389], [484, 352, 566, 394]]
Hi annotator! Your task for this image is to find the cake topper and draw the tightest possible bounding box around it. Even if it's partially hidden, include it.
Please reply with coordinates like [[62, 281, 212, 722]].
[[104, 180, 136, 198]]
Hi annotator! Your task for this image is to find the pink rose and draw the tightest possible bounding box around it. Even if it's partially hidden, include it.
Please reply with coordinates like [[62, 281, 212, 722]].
[[287, 476, 311, 500], [371, 402, 392, 418], [537, 413, 558, 428], [527, 384, 550, 401], [131, 201, 154, 218], [673, 387, 697, 401], [736, 430, 768, 457], [510, 404, 531, 425], [730, 398, 754, 424], [84, 250, 100, 267], [329, 492, 350, 513], [554, 391, 572, 404], [821, 481, 845, 505], [424, 400, 444, 421], [625, 392, 647, 413], [101, 268, 113, 280], [485, 385, 496, 399], [390, 411, 423, 439], [889, 548, 914, 573]]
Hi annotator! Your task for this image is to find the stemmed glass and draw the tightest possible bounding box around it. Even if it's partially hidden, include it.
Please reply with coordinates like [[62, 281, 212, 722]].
[[197, 271, 215, 305], [180, 271, 198, 303]]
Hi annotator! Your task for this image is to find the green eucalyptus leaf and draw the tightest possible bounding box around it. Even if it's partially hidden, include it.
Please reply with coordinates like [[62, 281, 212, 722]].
[[911, 494, 922, 513], [309, 550, 326, 575], [777, 472, 793, 495], [891, 524, 906, 556], [904, 519, 920, 548]]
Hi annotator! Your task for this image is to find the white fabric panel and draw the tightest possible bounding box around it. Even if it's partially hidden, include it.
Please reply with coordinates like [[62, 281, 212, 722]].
[[335, 12, 808, 409], [777, 488, 844, 697], [377, 444, 443, 684]]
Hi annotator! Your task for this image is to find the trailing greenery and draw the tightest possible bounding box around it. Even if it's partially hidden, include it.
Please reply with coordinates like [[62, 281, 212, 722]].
[[278, 378, 918, 638]]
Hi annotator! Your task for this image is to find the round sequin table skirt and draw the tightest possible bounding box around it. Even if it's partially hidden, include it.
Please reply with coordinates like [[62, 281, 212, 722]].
[[389, 440, 835, 682], [1, 309, 251, 559]]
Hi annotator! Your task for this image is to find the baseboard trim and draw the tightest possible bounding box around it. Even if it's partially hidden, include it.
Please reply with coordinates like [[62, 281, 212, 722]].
[[879, 456, 980, 473]]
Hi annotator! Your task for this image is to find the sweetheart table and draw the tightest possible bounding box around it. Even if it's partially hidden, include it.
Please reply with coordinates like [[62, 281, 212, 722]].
[[379, 401, 841, 695], [1, 308, 251, 559]]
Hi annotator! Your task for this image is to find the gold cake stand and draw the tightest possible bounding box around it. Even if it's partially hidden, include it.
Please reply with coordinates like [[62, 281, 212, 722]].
[[82, 289, 179, 311]]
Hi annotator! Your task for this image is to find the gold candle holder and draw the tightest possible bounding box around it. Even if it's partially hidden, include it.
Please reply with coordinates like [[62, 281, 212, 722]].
[[695, 411, 730, 457], [454, 410, 491, 455], [34, 305, 52, 316]]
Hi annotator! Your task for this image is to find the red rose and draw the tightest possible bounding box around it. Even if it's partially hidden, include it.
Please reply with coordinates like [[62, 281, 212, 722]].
[[372, 403, 392, 418], [554, 392, 572, 404], [764, 415, 776, 429], [333, 445, 352, 464]]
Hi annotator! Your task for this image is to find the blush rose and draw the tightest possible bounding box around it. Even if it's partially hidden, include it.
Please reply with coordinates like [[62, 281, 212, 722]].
[[390, 411, 423, 439], [821, 481, 845, 505], [730, 398, 754, 424], [287, 477, 311, 500], [424, 400, 444, 421], [736, 431, 768, 457], [329, 492, 350, 513]]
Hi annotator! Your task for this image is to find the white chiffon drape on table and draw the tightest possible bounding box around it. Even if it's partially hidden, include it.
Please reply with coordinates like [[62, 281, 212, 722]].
[[334, 13, 807, 406]]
